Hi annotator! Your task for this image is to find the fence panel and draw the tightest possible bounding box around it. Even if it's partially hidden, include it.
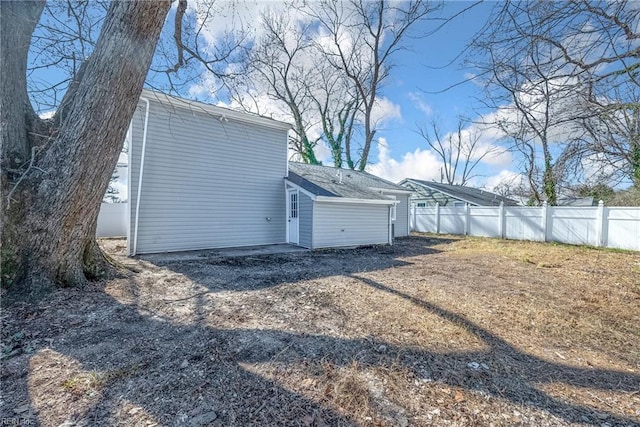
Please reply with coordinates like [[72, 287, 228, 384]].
[[97, 202, 128, 237], [469, 207, 501, 237], [606, 207, 640, 251], [411, 202, 639, 251], [413, 207, 437, 232], [439, 207, 465, 234], [548, 207, 598, 246], [505, 207, 545, 241]]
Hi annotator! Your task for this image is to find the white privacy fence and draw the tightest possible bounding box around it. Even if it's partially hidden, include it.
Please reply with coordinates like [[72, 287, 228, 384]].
[[97, 202, 128, 237], [411, 202, 640, 251]]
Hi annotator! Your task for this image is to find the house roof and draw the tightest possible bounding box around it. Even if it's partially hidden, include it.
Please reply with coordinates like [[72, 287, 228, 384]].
[[140, 89, 292, 132], [400, 179, 519, 206], [287, 162, 410, 201]]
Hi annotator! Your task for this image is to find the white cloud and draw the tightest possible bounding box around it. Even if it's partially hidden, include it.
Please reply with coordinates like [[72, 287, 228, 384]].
[[367, 138, 443, 183], [313, 141, 333, 165], [407, 92, 432, 116], [476, 169, 523, 192], [370, 97, 402, 127]]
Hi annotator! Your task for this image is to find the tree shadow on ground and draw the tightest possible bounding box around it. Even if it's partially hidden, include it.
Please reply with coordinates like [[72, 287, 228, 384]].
[[2, 235, 638, 426], [145, 235, 457, 294]]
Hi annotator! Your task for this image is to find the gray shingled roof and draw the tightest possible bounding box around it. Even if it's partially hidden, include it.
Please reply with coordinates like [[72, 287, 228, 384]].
[[288, 162, 408, 200], [402, 179, 519, 206]]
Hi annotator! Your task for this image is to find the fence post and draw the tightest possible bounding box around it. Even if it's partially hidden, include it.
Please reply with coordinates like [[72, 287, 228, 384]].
[[595, 200, 605, 247], [499, 202, 505, 239], [435, 202, 440, 234], [542, 201, 549, 242], [464, 203, 471, 235]]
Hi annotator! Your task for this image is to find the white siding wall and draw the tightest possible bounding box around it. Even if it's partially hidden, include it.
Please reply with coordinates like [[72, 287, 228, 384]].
[[393, 194, 410, 237], [298, 193, 313, 249], [129, 99, 288, 254], [312, 202, 389, 249]]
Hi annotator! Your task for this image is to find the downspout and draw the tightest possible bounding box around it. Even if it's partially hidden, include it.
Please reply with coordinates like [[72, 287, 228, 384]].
[[388, 205, 393, 246], [132, 97, 150, 256]]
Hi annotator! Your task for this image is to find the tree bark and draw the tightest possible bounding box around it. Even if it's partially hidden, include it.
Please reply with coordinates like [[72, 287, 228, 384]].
[[1, 0, 171, 298]]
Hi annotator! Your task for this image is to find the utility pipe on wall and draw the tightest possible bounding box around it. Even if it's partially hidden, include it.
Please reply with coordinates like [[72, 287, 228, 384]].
[[132, 97, 150, 256]]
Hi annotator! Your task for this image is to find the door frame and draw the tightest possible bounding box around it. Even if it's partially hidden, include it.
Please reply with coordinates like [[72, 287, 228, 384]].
[[286, 188, 299, 244]]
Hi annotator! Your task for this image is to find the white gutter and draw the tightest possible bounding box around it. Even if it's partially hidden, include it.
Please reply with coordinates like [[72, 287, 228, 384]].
[[315, 196, 397, 205], [132, 97, 150, 256]]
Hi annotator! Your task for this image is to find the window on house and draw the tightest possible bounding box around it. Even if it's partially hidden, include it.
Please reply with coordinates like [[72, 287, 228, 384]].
[[417, 202, 426, 208], [290, 192, 298, 218], [453, 201, 465, 207]]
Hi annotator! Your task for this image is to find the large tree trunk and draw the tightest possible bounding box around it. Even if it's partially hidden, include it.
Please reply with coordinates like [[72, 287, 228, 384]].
[[1, 0, 171, 298]]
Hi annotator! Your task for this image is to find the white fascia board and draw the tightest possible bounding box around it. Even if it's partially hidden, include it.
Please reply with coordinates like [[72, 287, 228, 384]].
[[370, 187, 414, 195], [284, 179, 317, 200], [141, 89, 292, 132], [315, 196, 396, 205]]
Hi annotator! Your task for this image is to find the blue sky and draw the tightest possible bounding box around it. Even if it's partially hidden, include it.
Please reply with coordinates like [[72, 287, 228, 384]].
[[356, 1, 517, 189]]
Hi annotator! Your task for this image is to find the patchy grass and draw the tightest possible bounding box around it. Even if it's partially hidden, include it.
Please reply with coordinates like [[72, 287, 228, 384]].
[[1, 234, 639, 426]]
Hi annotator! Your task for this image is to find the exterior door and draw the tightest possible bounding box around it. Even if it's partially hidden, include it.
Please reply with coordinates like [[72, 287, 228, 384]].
[[287, 189, 299, 244]]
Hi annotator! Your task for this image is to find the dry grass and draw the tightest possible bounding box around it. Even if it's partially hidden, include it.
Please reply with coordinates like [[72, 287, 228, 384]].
[[1, 234, 639, 426]]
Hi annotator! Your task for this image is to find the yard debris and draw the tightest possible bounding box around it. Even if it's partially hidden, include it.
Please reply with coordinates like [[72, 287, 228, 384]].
[[466, 361, 490, 371]]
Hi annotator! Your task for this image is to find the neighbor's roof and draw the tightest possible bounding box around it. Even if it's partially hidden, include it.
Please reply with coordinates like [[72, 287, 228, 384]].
[[140, 89, 292, 131], [400, 179, 519, 206], [288, 162, 410, 201]]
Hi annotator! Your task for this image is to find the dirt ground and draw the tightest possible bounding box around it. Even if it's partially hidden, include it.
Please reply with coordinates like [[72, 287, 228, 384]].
[[1, 234, 639, 427]]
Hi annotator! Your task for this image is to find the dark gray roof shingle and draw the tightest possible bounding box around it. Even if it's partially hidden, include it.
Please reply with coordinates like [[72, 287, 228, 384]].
[[402, 179, 519, 206], [287, 162, 408, 200]]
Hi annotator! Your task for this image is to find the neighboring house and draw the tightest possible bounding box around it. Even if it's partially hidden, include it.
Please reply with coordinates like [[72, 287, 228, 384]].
[[399, 179, 519, 207], [124, 90, 406, 255], [286, 163, 412, 249], [557, 196, 596, 206]]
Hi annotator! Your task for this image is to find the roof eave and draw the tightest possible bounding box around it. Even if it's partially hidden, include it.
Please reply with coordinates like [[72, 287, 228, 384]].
[[315, 196, 396, 205], [140, 89, 293, 132]]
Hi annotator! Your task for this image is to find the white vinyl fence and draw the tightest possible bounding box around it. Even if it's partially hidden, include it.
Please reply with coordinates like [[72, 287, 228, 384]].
[[411, 201, 640, 251], [97, 202, 128, 237]]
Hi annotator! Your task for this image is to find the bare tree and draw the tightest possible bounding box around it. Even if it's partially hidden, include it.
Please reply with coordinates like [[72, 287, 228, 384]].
[[228, 8, 323, 164], [417, 117, 500, 186], [25, 1, 109, 113], [471, 0, 640, 200], [1, 1, 173, 296], [310, 51, 362, 168], [472, 1, 604, 205], [579, 84, 640, 186], [305, 0, 440, 170]]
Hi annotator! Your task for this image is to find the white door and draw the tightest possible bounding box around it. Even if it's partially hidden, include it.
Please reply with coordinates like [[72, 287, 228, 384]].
[[287, 189, 299, 244]]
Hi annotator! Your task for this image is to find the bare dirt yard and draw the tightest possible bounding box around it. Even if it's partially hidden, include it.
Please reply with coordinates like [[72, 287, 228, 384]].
[[2, 234, 639, 427]]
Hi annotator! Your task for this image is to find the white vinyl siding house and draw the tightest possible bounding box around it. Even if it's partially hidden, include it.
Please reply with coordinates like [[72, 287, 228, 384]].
[[377, 189, 410, 238], [399, 179, 519, 208], [312, 202, 391, 249], [128, 91, 290, 255], [103, 90, 412, 254], [285, 163, 411, 249]]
